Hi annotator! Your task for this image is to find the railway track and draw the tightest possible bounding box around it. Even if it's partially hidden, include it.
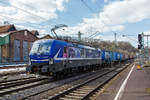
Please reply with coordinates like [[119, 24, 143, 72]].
[[0, 76, 35, 84], [20, 68, 110, 100], [0, 76, 50, 97], [21, 63, 130, 100], [0, 62, 131, 100], [48, 63, 131, 100], [1, 66, 112, 100], [0, 77, 45, 90]]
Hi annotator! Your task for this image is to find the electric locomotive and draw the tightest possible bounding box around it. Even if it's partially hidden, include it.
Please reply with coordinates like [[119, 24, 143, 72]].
[[27, 39, 102, 76], [27, 39, 133, 76]]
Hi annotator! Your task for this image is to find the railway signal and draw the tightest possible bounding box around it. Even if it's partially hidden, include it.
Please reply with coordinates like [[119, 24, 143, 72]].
[[138, 33, 144, 49], [138, 34, 142, 44], [138, 44, 143, 49]]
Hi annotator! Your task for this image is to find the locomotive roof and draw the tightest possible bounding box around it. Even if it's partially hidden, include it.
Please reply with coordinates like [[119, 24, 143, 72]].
[[78, 44, 98, 50], [35, 39, 54, 43], [37, 39, 101, 51], [53, 39, 97, 50]]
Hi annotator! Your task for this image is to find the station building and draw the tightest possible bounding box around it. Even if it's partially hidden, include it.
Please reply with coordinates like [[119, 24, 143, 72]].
[[0, 24, 38, 63]]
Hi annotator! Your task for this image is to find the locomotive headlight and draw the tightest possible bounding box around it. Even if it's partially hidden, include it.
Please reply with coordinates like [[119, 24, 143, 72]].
[[49, 58, 53, 65]]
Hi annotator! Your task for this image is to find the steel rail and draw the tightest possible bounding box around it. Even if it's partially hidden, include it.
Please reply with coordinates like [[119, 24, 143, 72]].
[[20, 69, 109, 100], [82, 63, 131, 100], [48, 63, 131, 100], [0, 76, 35, 84], [0, 78, 50, 97], [0, 77, 48, 90]]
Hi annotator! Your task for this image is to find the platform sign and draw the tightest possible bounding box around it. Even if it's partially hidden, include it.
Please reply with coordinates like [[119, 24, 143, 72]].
[[136, 64, 141, 70]]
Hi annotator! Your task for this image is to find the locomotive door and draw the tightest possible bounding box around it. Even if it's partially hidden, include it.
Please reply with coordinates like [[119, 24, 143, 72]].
[[23, 41, 28, 61], [14, 40, 20, 61], [63, 47, 68, 67]]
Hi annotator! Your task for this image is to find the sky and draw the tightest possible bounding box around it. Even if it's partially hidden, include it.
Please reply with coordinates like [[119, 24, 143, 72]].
[[0, 0, 150, 47]]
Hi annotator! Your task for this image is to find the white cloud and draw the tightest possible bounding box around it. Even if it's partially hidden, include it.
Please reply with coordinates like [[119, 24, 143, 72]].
[[102, 0, 150, 24], [0, 0, 150, 47], [0, 0, 68, 23], [55, 0, 150, 40], [0, 6, 17, 15], [15, 24, 50, 36]]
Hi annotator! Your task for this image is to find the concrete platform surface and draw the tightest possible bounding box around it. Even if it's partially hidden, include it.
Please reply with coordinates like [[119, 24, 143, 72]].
[[95, 63, 150, 100]]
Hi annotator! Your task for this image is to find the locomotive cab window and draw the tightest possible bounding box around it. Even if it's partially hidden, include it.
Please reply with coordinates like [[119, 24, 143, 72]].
[[30, 40, 52, 54]]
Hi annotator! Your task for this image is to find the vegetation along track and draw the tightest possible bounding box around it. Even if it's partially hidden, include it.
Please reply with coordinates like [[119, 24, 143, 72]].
[[0, 76, 50, 97], [48, 63, 131, 100]]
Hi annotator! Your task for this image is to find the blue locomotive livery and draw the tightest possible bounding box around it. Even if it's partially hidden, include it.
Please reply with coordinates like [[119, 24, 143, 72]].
[[27, 39, 102, 76], [27, 39, 133, 76]]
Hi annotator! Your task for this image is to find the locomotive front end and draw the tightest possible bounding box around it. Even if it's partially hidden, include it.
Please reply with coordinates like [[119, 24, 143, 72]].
[[27, 39, 53, 75]]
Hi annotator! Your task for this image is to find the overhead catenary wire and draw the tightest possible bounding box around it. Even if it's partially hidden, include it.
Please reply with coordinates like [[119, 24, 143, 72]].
[[0, 0, 95, 38], [80, 0, 117, 37], [0, 14, 56, 37], [16, 0, 74, 25], [0, 1, 47, 21], [0, 0, 70, 37], [122, 35, 138, 43], [80, 0, 134, 48], [81, 0, 95, 13], [0, 15, 43, 28], [93, 0, 126, 36], [0, 0, 115, 39], [95, 0, 103, 10], [0, 0, 68, 26], [88, 31, 101, 39], [0, 14, 51, 33], [0, 0, 87, 37]]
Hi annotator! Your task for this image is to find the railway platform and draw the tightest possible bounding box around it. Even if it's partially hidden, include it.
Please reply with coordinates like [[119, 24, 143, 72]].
[[95, 63, 150, 100]]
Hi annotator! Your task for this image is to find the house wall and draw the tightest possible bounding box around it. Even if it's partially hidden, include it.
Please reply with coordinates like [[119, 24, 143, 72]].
[[1, 44, 9, 63], [10, 30, 37, 62], [0, 35, 10, 63]]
